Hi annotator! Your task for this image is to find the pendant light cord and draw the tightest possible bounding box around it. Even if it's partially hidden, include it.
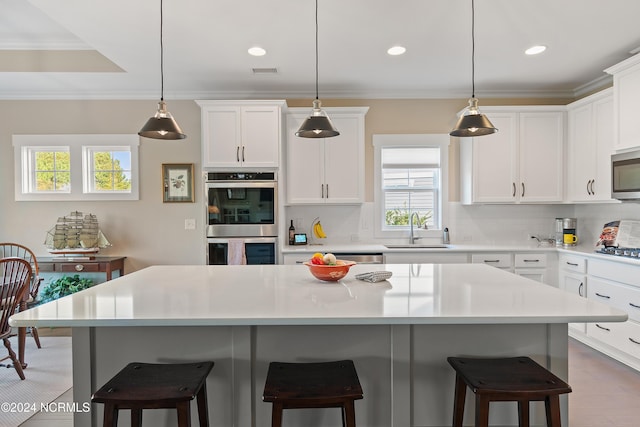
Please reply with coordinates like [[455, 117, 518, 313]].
[[160, 0, 165, 102], [315, 0, 319, 101], [471, 0, 475, 98]]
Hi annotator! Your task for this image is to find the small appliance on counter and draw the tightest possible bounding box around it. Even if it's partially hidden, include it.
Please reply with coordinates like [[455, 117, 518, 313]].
[[562, 218, 578, 247], [554, 218, 564, 247]]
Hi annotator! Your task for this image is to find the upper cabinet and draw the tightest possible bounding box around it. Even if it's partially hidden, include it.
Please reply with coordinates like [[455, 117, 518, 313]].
[[566, 88, 615, 203], [606, 54, 640, 152], [286, 107, 368, 204], [460, 107, 565, 204], [197, 100, 287, 169]]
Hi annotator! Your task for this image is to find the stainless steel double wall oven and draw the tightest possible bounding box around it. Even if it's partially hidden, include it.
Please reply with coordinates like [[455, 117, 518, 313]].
[[205, 172, 278, 265]]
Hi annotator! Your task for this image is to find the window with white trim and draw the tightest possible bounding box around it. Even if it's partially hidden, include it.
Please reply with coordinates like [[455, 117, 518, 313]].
[[373, 134, 449, 238], [13, 134, 139, 201]]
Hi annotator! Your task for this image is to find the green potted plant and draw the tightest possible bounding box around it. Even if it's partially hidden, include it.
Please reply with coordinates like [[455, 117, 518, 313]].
[[39, 274, 94, 303]]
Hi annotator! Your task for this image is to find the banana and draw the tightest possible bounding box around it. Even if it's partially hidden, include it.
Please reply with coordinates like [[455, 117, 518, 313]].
[[313, 221, 327, 238]]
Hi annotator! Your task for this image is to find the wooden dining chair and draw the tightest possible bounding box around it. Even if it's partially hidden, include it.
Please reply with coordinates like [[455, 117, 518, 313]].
[[0, 243, 43, 348], [0, 257, 32, 380]]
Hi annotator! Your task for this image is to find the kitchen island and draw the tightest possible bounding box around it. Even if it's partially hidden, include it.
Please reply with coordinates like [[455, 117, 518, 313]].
[[10, 263, 627, 427]]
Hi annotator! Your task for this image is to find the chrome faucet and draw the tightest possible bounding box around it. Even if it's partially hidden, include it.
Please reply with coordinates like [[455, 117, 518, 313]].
[[410, 212, 422, 244]]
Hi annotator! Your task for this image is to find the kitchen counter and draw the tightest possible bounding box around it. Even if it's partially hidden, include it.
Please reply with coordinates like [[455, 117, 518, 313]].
[[10, 263, 626, 427]]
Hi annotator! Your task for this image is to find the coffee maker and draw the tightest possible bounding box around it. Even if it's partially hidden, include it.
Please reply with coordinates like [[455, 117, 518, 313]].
[[562, 218, 578, 247]]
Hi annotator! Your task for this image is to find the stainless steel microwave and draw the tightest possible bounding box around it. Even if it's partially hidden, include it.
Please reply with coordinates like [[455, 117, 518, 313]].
[[612, 150, 640, 200]]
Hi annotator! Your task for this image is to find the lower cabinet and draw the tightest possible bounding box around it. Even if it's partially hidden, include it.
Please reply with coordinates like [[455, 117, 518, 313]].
[[559, 254, 588, 334], [384, 252, 468, 264], [514, 253, 548, 284]]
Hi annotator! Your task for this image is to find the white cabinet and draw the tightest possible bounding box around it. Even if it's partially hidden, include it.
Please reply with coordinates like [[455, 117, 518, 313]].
[[566, 89, 615, 202], [460, 107, 564, 204], [384, 252, 468, 264], [197, 100, 286, 169], [471, 253, 512, 270], [514, 253, 548, 284], [286, 107, 368, 204], [559, 254, 588, 334], [606, 53, 640, 152]]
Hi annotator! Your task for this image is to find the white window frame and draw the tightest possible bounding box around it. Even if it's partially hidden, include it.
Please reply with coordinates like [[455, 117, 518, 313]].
[[373, 134, 450, 239], [13, 134, 139, 201]]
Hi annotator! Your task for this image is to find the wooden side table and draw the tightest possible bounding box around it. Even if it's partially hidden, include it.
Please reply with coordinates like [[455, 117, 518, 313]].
[[38, 256, 126, 281]]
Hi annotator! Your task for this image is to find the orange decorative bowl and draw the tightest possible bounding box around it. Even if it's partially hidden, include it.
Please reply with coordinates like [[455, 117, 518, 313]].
[[303, 260, 356, 282]]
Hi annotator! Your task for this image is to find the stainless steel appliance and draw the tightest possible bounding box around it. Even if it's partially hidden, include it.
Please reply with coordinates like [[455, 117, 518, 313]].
[[596, 246, 640, 258], [562, 217, 578, 247], [207, 237, 277, 265], [205, 172, 278, 265], [612, 150, 640, 200], [205, 172, 277, 237]]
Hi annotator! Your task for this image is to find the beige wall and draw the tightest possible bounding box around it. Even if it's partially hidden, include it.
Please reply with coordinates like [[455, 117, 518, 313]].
[[0, 96, 575, 271]]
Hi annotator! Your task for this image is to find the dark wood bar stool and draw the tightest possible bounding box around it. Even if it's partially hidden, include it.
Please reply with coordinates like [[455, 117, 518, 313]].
[[262, 360, 363, 427], [91, 361, 214, 427], [447, 356, 571, 427]]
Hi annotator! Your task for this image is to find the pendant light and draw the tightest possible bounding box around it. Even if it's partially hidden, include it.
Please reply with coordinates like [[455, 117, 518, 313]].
[[138, 0, 186, 140], [450, 0, 497, 137], [296, 0, 339, 138]]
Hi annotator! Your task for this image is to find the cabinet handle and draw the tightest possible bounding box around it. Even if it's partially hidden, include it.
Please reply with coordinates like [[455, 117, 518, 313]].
[[75, 264, 84, 272], [521, 182, 525, 197], [566, 262, 578, 267], [321, 184, 325, 198], [242, 146, 245, 162], [236, 146, 240, 162], [595, 323, 610, 332], [629, 337, 640, 345], [512, 182, 516, 197], [629, 303, 640, 309], [586, 180, 592, 195], [590, 179, 595, 195], [595, 292, 611, 299], [483, 260, 501, 263], [523, 259, 540, 263], [578, 282, 584, 297], [326, 184, 329, 198]]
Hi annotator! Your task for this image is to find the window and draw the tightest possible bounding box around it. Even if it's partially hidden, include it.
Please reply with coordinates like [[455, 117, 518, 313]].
[[13, 134, 139, 201], [373, 134, 449, 238]]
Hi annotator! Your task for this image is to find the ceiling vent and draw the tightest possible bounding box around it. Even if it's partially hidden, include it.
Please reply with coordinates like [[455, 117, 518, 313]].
[[252, 67, 278, 74]]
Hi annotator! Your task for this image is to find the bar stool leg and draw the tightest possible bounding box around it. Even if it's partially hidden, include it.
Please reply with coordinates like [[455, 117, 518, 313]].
[[196, 385, 210, 427], [130, 408, 142, 427], [176, 401, 191, 427], [343, 400, 357, 427], [517, 400, 529, 427], [271, 402, 284, 427], [452, 374, 467, 427], [474, 395, 490, 427], [102, 403, 118, 427], [545, 395, 562, 427]]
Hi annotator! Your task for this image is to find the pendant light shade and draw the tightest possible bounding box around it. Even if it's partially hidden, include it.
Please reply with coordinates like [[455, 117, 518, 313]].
[[450, 0, 497, 138], [138, 0, 186, 140], [296, 0, 339, 138]]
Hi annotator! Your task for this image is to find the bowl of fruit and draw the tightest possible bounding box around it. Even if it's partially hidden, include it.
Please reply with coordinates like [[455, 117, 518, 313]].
[[303, 253, 356, 282]]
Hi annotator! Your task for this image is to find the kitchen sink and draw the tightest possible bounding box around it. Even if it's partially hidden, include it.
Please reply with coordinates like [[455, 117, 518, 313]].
[[384, 244, 450, 249]]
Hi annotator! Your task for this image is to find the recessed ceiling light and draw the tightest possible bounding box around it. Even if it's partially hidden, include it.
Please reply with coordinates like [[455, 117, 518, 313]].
[[387, 46, 406, 56], [525, 45, 547, 55], [248, 46, 266, 57]]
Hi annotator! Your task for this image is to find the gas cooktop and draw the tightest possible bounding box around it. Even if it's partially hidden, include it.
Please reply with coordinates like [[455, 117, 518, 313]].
[[596, 247, 640, 258]]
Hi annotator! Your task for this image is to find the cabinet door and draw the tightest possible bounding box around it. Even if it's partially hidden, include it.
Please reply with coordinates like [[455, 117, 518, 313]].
[[561, 271, 587, 333], [202, 107, 241, 168], [240, 106, 280, 168], [567, 103, 596, 202], [469, 113, 518, 203], [323, 115, 363, 204], [286, 114, 324, 203], [615, 65, 640, 151], [518, 112, 564, 202], [592, 96, 614, 200]]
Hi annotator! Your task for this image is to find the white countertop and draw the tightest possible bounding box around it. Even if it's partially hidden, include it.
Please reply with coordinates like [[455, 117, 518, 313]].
[[10, 263, 627, 327]]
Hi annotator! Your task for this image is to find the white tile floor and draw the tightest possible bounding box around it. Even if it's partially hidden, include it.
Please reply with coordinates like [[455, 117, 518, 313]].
[[18, 338, 640, 426]]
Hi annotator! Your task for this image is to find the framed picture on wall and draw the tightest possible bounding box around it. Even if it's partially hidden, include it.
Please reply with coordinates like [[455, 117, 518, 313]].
[[162, 163, 194, 203]]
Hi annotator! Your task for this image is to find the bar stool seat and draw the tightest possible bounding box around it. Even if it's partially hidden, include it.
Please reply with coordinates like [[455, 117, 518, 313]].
[[447, 356, 571, 427], [92, 361, 214, 427], [262, 360, 363, 427]]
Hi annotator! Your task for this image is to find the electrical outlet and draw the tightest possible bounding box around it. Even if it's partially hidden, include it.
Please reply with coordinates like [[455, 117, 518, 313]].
[[184, 219, 196, 230]]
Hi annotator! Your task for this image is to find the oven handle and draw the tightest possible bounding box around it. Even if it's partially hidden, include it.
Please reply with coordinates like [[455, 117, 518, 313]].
[[206, 181, 277, 189], [207, 237, 278, 244]]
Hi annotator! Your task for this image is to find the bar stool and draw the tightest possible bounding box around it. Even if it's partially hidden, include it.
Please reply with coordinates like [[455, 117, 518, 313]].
[[91, 361, 214, 427], [262, 360, 363, 427], [447, 356, 571, 427]]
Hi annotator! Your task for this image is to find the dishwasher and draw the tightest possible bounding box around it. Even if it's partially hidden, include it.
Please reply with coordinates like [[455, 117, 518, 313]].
[[331, 253, 384, 264]]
